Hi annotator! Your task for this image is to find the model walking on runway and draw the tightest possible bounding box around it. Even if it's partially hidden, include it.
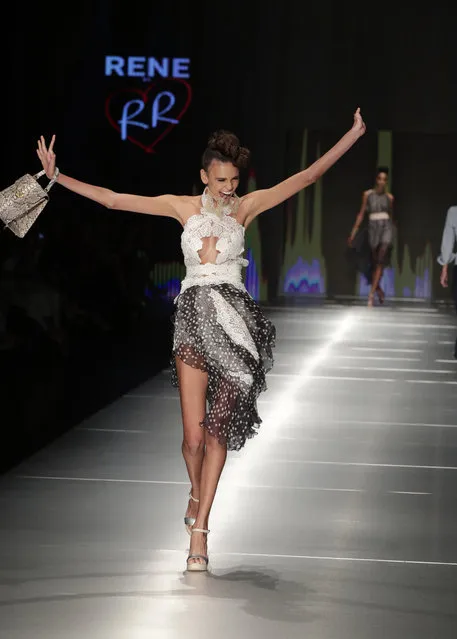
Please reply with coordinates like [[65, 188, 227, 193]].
[[348, 167, 394, 307], [36, 108, 365, 571]]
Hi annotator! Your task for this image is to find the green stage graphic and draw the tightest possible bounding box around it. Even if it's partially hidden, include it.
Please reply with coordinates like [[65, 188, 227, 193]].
[[278, 130, 327, 295], [244, 171, 268, 301]]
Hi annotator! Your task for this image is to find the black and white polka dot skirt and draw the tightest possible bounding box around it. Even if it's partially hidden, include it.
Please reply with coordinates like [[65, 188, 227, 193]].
[[171, 283, 275, 451]]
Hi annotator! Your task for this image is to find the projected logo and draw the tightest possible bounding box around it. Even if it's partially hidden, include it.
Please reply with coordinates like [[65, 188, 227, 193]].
[[104, 56, 192, 152]]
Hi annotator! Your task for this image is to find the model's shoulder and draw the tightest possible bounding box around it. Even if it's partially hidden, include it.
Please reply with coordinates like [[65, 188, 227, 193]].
[[176, 194, 202, 211], [178, 194, 203, 226], [177, 194, 200, 204]]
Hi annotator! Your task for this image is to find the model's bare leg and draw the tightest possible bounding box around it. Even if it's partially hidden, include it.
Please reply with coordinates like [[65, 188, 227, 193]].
[[190, 380, 236, 564], [194, 428, 227, 524], [183, 428, 227, 565], [369, 245, 387, 307], [369, 264, 383, 303], [176, 358, 229, 566], [176, 356, 206, 529]]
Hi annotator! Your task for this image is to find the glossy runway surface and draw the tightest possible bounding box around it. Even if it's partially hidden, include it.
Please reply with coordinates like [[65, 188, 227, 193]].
[[1, 304, 457, 638]]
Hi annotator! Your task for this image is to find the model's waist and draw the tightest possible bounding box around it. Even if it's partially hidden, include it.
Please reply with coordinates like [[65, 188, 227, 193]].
[[183, 260, 248, 278], [178, 261, 247, 298], [369, 212, 390, 221]]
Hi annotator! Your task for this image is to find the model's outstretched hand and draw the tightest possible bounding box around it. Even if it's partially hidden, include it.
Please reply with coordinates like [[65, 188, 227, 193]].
[[352, 108, 366, 137], [37, 135, 56, 179]]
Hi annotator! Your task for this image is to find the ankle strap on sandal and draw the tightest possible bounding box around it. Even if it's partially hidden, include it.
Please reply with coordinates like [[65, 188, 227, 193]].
[[191, 528, 210, 535]]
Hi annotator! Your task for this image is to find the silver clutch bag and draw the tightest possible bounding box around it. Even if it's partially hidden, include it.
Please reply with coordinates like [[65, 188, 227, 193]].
[[0, 168, 59, 238]]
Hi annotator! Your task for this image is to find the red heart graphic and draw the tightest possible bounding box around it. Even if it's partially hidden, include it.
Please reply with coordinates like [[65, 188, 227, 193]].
[[105, 79, 192, 153]]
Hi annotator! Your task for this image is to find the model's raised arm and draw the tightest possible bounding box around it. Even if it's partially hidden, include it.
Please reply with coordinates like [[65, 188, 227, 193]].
[[58, 173, 180, 218], [241, 109, 366, 226], [37, 135, 180, 220]]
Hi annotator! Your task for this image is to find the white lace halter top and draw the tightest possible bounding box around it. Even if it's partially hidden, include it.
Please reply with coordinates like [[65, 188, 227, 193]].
[[179, 188, 249, 296]]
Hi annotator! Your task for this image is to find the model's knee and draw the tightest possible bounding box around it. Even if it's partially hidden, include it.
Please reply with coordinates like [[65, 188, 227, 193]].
[[182, 435, 204, 457], [205, 431, 227, 453]]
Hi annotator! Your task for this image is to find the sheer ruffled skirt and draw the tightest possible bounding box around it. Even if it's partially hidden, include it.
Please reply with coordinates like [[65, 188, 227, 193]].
[[171, 283, 275, 451]]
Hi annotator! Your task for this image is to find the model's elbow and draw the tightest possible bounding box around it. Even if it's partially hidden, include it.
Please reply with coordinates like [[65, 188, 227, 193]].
[[106, 190, 119, 209], [303, 169, 318, 187]]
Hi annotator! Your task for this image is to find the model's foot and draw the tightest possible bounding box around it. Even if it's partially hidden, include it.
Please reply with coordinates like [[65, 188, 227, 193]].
[[377, 288, 385, 304], [188, 529, 208, 567], [368, 294, 374, 308]]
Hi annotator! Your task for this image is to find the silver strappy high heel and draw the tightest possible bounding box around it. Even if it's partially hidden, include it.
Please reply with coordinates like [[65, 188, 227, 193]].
[[186, 528, 210, 572], [184, 492, 199, 535]]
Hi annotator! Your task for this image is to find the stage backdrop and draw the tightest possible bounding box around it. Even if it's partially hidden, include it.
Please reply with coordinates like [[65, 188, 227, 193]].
[[3, 1, 457, 304]]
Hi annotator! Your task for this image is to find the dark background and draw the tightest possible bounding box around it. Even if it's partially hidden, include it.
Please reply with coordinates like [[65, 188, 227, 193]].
[[1, 1, 456, 470]]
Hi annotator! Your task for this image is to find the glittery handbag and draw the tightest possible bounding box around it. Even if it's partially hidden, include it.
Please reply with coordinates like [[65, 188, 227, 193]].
[[0, 168, 59, 238]]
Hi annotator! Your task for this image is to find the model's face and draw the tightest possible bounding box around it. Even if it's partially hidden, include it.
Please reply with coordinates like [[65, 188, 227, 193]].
[[201, 160, 240, 200], [375, 172, 388, 190]]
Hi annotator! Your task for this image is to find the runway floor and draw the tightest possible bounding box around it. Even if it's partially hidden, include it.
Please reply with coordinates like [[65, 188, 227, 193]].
[[1, 303, 457, 638]]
